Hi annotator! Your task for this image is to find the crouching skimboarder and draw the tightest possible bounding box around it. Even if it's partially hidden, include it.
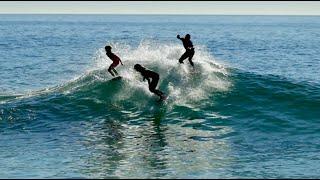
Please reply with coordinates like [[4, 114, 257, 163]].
[[134, 64, 167, 101]]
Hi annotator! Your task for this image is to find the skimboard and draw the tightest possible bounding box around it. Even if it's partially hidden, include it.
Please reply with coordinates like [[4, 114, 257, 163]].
[[111, 76, 122, 81], [157, 94, 168, 102]]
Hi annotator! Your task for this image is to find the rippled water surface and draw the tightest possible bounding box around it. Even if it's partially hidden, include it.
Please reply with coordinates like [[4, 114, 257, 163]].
[[0, 15, 320, 178]]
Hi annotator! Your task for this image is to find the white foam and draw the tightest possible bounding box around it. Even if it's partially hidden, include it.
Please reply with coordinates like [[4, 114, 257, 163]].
[[91, 40, 231, 107], [2, 40, 231, 107]]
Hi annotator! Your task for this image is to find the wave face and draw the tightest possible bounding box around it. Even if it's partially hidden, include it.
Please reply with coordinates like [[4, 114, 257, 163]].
[[1, 43, 320, 178], [1, 41, 231, 115]]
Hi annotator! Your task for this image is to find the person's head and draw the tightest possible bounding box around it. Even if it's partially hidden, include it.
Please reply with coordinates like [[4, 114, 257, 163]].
[[105, 45, 112, 52], [185, 34, 191, 40], [134, 64, 145, 72]]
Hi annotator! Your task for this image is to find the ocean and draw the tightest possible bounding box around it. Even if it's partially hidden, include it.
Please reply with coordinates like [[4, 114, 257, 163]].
[[0, 14, 319, 178]]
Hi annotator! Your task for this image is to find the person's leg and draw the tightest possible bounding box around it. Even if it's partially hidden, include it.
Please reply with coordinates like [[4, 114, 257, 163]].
[[153, 89, 165, 98], [179, 51, 189, 64], [109, 61, 119, 77], [108, 66, 115, 77], [149, 76, 159, 92], [112, 68, 119, 76], [188, 49, 195, 67], [149, 75, 164, 98]]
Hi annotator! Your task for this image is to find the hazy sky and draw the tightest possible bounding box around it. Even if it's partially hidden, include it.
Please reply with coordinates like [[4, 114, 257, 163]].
[[0, 1, 320, 15]]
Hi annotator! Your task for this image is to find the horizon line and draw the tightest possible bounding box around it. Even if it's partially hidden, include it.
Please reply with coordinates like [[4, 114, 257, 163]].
[[1, 13, 320, 16]]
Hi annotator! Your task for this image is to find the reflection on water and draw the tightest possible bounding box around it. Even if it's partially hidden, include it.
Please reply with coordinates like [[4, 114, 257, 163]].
[[79, 105, 233, 178]]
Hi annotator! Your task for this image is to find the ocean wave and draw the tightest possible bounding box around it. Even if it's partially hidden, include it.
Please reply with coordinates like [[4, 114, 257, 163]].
[[1, 41, 319, 132], [1, 41, 230, 107]]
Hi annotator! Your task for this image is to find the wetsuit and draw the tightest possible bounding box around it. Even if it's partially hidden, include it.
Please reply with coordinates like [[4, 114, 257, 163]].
[[141, 69, 165, 98], [178, 37, 195, 67]]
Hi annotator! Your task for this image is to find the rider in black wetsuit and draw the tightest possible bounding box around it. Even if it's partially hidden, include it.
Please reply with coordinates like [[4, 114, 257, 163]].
[[177, 34, 195, 67], [134, 64, 166, 100]]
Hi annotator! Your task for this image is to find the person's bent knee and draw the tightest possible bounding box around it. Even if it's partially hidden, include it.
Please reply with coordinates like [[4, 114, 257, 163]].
[[149, 87, 156, 93]]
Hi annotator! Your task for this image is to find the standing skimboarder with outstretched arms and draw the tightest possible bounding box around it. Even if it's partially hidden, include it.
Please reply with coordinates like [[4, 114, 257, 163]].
[[177, 34, 195, 68]]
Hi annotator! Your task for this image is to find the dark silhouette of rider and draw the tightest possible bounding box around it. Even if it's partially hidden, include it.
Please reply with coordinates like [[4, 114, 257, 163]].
[[105, 45, 123, 77], [177, 34, 195, 67], [134, 64, 166, 100]]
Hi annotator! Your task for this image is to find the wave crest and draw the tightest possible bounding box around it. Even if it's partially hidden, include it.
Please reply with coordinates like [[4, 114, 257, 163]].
[[1, 41, 231, 110]]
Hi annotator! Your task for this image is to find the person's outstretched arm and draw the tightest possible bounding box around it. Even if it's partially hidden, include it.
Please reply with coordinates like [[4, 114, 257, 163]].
[[177, 35, 184, 41]]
